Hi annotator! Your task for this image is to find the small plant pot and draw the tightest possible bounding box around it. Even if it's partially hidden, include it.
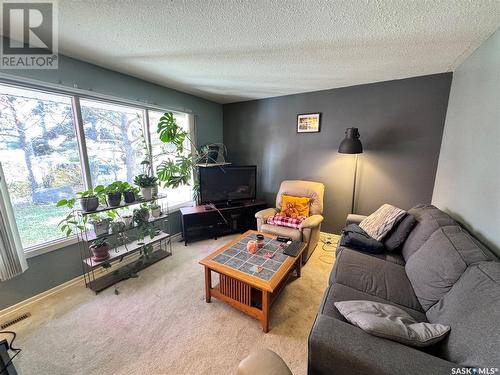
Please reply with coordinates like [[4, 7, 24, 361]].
[[90, 244, 110, 262], [151, 207, 161, 218], [106, 192, 122, 207], [79, 196, 99, 212], [123, 191, 136, 204], [91, 220, 110, 236], [141, 187, 153, 201], [207, 145, 220, 163], [133, 209, 150, 224], [121, 215, 133, 228]]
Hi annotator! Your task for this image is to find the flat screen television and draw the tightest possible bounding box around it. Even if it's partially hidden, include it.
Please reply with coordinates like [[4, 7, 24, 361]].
[[199, 165, 256, 205]]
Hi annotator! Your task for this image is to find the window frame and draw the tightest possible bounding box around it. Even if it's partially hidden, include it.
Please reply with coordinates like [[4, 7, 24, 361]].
[[0, 78, 195, 256]]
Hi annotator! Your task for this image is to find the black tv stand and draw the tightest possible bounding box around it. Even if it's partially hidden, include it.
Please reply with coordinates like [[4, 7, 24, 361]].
[[214, 201, 245, 209], [180, 200, 267, 245]]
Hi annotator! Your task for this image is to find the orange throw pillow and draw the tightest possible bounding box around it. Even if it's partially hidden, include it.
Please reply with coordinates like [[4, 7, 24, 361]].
[[280, 195, 310, 219]]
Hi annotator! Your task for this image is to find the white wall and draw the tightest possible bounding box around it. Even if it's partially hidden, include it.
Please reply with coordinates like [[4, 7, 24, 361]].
[[432, 28, 500, 255]]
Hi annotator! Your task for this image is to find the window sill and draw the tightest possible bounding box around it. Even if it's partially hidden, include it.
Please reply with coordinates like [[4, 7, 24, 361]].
[[24, 236, 78, 259], [23, 201, 193, 259]]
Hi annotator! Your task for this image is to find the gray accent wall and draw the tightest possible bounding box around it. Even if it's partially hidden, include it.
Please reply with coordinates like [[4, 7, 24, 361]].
[[0, 54, 222, 310], [224, 73, 452, 234], [432, 29, 500, 256]]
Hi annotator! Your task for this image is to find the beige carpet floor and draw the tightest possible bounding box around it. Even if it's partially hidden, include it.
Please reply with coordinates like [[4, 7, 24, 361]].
[[3, 234, 338, 375]]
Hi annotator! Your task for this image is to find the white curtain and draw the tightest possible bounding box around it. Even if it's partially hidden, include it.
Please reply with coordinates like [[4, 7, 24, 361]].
[[0, 163, 28, 281]]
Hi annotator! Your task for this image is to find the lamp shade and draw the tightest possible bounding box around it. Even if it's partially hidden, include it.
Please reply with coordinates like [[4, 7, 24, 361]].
[[338, 128, 363, 154]]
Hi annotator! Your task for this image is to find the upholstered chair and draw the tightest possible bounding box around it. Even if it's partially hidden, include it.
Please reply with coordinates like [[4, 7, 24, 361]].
[[255, 180, 325, 264]]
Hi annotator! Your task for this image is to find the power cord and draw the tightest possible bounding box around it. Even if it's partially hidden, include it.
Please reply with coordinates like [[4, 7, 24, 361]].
[[0, 331, 21, 374], [207, 204, 229, 224], [319, 238, 338, 264]]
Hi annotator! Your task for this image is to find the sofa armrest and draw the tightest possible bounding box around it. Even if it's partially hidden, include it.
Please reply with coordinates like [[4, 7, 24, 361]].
[[308, 314, 455, 375], [255, 208, 277, 221], [299, 214, 324, 229], [345, 214, 367, 226]]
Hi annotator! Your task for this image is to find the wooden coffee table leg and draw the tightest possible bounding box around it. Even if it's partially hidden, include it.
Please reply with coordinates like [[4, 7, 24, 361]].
[[262, 290, 270, 333], [204, 267, 212, 303], [295, 255, 302, 277]]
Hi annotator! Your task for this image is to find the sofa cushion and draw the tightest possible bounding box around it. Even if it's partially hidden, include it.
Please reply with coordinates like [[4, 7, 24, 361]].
[[331, 248, 423, 312], [259, 223, 301, 241], [335, 300, 450, 347], [405, 226, 493, 311], [426, 262, 500, 367], [335, 244, 405, 266], [359, 204, 406, 241], [384, 214, 416, 252], [321, 282, 427, 322], [401, 204, 457, 261]]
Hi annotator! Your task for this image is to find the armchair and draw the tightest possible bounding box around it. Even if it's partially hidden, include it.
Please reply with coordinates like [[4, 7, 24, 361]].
[[255, 180, 325, 264]]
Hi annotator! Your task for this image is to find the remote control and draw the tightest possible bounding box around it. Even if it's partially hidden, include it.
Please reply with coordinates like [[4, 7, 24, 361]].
[[276, 236, 292, 242]]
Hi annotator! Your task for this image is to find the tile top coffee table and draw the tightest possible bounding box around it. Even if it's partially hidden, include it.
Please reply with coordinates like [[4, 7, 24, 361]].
[[199, 230, 306, 332]]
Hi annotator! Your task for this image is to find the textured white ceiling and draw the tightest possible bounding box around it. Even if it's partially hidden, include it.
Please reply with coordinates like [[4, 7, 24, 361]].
[[54, 0, 500, 103]]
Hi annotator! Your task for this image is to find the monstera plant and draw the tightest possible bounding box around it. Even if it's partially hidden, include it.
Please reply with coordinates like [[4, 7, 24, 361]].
[[155, 112, 226, 201]]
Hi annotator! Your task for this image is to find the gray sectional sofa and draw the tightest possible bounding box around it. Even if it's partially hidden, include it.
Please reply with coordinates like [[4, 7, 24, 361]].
[[308, 204, 500, 375]]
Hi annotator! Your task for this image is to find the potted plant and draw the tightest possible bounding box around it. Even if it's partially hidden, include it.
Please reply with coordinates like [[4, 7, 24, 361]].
[[133, 204, 157, 247], [120, 214, 133, 228], [89, 214, 111, 236], [75, 185, 105, 212], [89, 238, 110, 261], [134, 174, 158, 201], [110, 220, 126, 234], [105, 181, 123, 207], [133, 205, 150, 223], [155, 112, 228, 204], [121, 182, 139, 204], [150, 201, 161, 218]]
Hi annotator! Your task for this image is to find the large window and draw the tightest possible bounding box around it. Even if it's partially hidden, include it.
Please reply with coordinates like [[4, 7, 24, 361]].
[[0, 82, 192, 251], [0, 85, 83, 248], [81, 100, 146, 186], [149, 110, 192, 205]]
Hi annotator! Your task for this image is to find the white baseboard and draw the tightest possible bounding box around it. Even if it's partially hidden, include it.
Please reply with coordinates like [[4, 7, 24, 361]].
[[0, 232, 183, 322]]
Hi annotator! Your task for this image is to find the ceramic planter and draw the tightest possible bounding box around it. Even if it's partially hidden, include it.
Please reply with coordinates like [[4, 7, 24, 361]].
[[141, 187, 153, 201], [207, 145, 220, 163], [123, 191, 136, 204], [151, 207, 161, 218], [79, 196, 99, 212], [106, 192, 122, 207], [121, 215, 133, 228], [90, 243, 110, 261], [90, 219, 110, 236]]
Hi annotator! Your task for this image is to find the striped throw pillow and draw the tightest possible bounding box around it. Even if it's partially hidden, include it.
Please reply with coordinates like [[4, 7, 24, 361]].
[[359, 204, 406, 241]]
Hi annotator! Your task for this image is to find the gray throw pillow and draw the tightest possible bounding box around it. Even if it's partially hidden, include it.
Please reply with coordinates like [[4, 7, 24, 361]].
[[384, 214, 416, 252], [334, 300, 450, 347]]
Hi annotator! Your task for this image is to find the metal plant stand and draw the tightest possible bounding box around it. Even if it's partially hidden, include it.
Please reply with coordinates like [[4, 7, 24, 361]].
[[75, 195, 172, 293]]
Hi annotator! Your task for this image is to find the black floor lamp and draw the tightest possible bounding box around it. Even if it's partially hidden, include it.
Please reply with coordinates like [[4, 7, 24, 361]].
[[338, 128, 363, 214]]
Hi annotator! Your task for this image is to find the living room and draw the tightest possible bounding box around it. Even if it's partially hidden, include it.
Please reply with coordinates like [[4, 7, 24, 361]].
[[0, 1, 498, 374]]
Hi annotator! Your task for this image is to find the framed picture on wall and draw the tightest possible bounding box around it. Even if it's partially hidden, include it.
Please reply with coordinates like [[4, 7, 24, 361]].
[[297, 113, 321, 133]]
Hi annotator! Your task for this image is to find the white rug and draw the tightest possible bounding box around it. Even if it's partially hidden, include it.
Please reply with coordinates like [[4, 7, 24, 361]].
[[3, 234, 338, 375]]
